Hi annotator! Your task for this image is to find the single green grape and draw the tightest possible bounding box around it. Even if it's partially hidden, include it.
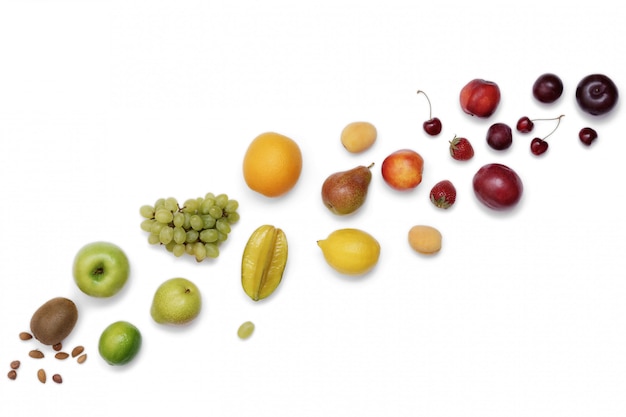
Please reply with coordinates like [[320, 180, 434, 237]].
[[155, 209, 173, 224], [200, 197, 215, 215], [216, 218, 231, 234], [224, 199, 238, 213], [217, 231, 228, 242], [205, 192, 216, 200], [164, 197, 178, 212], [195, 197, 204, 210], [237, 321, 255, 339], [182, 198, 199, 213], [226, 212, 240, 224], [173, 212, 185, 227], [183, 212, 192, 229], [154, 198, 166, 210], [215, 194, 229, 209], [148, 233, 161, 245], [208, 206, 223, 219], [193, 242, 207, 262], [140, 205, 155, 219], [150, 221, 165, 235], [201, 215, 216, 229], [165, 240, 176, 252], [141, 219, 155, 232], [205, 243, 219, 258], [186, 229, 199, 243], [184, 242, 194, 255], [173, 227, 187, 244], [159, 226, 174, 244], [172, 243, 186, 257], [189, 214, 204, 231], [200, 229, 218, 243]]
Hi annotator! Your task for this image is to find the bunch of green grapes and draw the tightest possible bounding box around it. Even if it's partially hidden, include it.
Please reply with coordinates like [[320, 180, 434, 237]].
[[139, 193, 240, 262]]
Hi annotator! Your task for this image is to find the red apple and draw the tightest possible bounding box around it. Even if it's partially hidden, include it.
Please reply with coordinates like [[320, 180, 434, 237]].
[[459, 79, 501, 118], [381, 149, 424, 191]]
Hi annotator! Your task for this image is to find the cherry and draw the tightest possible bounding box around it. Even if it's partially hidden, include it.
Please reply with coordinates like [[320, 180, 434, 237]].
[[486, 123, 513, 151], [517, 115, 564, 134], [579, 127, 598, 146], [416, 90, 442, 136], [532, 73, 564, 103], [516, 116, 534, 133], [529, 114, 564, 156], [530, 138, 549, 155]]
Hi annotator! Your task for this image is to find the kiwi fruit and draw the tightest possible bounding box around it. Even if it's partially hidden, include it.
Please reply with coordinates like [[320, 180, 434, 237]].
[[30, 297, 79, 345]]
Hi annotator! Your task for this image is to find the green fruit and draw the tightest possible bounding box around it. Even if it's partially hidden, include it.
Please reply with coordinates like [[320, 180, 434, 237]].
[[321, 164, 373, 215], [140, 193, 239, 262], [72, 241, 130, 298], [150, 277, 202, 325], [237, 321, 255, 340], [98, 321, 142, 366], [30, 297, 79, 346]]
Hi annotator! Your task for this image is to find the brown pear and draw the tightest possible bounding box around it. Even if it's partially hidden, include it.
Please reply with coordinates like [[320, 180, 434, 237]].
[[321, 163, 374, 215]]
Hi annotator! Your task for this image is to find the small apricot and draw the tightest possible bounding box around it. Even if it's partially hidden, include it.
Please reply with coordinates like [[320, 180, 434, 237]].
[[408, 225, 442, 255], [340, 122, 377, 153]]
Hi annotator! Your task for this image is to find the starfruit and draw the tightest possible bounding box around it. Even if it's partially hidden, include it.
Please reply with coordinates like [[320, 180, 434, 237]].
[[241, 225, 288, 301]]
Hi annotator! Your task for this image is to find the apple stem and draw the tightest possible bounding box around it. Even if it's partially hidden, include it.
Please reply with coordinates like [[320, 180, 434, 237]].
[[416, 90, 433, 119], [542, 114, 565, 140]]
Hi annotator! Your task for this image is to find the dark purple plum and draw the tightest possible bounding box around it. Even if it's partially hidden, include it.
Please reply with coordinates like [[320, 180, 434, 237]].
[[576, 74, 619, 116], [533, 73, 564, 103], [486, 123, 513, 150], [473, 163, 523, 211]]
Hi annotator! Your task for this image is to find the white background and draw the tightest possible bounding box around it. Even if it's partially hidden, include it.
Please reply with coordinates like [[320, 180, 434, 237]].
[[1, 1, 625, 416]]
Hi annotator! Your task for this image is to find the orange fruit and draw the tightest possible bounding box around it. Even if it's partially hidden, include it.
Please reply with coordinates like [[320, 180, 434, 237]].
[[243, 132, 303, 197]]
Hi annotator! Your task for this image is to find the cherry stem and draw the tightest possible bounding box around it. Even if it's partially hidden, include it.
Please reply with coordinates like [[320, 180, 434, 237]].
[[542, 114, 565, 140], [416, 90, 433, 119]]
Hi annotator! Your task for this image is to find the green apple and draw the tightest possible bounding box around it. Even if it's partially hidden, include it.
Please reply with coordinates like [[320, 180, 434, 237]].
[[72, 241, 130, 298], [150, 277, 202, 325]]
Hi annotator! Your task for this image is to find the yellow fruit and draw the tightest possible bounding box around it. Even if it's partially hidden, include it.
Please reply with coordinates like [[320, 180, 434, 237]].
[[317, 228, 380, 275], [340, 121, 377, 153], [241, 225, 288, 301], [408, 225, 442, 254], [243, 132, 303, 198]]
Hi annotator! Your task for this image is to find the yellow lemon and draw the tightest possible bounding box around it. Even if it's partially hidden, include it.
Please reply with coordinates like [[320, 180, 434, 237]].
[[317, 228, 380, 275]]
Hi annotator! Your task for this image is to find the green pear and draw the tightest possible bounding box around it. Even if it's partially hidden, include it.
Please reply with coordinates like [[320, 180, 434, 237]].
[[150, 277, 202, 325], [321, 163, 373, 215]]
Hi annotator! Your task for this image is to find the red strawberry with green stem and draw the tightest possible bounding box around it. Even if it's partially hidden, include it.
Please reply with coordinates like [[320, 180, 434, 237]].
[[430, 180, 456, 209], [449, 135, 474, 161]]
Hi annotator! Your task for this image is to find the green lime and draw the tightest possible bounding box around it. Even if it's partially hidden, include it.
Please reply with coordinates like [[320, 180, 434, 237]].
[[98, 321, 142, 366]]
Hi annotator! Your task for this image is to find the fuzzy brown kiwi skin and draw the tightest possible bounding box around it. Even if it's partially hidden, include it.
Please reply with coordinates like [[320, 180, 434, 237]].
[[30, 297, 78, 346]]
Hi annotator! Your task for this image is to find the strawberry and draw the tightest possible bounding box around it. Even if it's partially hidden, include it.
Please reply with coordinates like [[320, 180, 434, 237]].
[[430, 180, 456, 209], [449, 135, 474, 161]]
